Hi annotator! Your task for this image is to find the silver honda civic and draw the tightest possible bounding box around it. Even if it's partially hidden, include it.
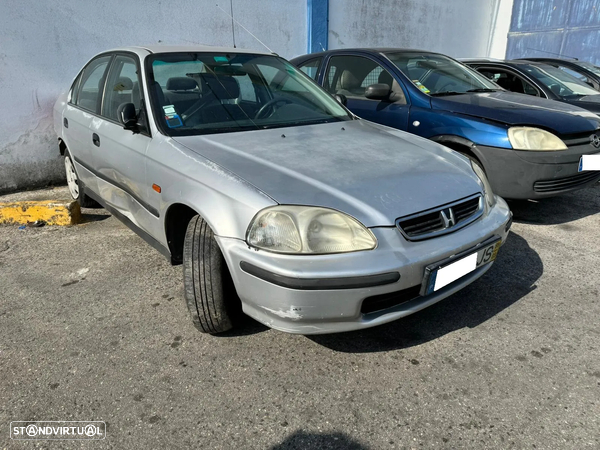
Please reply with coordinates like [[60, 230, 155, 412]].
[[53, 46, 512, 335]]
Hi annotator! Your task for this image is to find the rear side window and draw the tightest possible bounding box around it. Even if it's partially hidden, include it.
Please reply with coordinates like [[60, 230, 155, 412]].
[[298, 58, 322, 80], [74, 55, 111, 113]]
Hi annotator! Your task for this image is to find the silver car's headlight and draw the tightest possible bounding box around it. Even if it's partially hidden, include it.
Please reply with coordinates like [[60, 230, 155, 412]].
[[508, 126, 567, 151], [471, 160, 496, 208], [246, 206, 377, 254]]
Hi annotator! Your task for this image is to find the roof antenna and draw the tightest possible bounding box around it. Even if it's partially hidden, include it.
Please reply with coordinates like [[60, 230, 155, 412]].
[[229, 0, 236, 48], [216, 4, 274, 54]]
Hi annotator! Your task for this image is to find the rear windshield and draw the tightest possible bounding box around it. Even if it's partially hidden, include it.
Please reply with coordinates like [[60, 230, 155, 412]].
[[146, 53, 351, 136]]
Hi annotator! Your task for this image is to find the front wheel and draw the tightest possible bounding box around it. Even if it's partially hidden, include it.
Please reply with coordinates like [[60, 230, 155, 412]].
[[64, 150, 99, 208], [183, 215, 241, 334]]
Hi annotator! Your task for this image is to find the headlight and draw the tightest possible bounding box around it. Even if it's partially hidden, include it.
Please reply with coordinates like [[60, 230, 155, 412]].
[[508, 126, 567, 151], [246, 206, 377, 254], [471, 160, 496, 208]]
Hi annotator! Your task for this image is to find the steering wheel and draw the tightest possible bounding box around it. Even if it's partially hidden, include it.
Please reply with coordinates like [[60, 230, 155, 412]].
[[255, 98, 293, 120]]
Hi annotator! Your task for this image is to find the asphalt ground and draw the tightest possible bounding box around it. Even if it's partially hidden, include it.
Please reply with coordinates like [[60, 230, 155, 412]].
[[0, 184, 599, 449]]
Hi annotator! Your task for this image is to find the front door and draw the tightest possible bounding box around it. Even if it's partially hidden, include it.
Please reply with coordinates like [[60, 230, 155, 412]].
[[91, 53, 155, 233]]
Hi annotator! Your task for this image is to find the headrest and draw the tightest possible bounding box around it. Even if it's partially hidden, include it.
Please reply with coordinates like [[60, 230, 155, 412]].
[[378, 70, 393, 86], [199, 73, 240, 99], [166, 77, 198, 91], [113, 77, 133, 91], [340, 71, 361, 90]]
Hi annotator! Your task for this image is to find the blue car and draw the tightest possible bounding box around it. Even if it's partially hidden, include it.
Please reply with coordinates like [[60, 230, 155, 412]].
[[291, 49, 600, 200]]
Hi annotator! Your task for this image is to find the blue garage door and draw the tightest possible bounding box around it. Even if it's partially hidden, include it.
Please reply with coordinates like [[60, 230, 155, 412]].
[[506, 0, 600, 65]]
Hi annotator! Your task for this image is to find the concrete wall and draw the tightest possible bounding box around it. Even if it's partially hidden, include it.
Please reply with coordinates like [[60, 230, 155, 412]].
[[0, 0, 306, 193], [328, 0, 514, 59]]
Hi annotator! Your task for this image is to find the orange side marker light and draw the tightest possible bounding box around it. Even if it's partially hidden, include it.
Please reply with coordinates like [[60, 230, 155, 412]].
[[152, 184, 162, 193]]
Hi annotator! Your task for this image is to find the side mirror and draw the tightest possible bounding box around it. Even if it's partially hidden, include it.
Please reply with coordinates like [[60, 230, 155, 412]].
[[365, 83, 390, 100], [334, 94, 347, 106], [117, 103, 138, 131]]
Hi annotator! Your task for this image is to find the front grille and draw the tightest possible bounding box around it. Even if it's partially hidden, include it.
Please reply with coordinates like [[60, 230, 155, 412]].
[[534, 171, 600, 193], [396, 194, 483, 241], [361, 285, 421, 314], [562, 130, 600, 147]]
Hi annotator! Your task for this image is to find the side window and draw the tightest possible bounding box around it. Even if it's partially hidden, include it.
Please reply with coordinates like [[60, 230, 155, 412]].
[[74, 55, 111, 113], [103, 55, 142, 121], [478, 68, 539, 96], [558, 65, 592, 85], [298, 58, 322, 80], [324, 55, 407, 104]]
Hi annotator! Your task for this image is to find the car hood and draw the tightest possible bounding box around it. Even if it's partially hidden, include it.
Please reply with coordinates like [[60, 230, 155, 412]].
[[174, 120, 482, 227], [565, 95, 600, 114], [431, 92, 600, 135]]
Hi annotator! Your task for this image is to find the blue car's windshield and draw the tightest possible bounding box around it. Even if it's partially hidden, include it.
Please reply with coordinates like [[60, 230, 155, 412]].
[[146, 53, 351, 136], [523, 64, 600, 98], [384, 52, 500, 96]]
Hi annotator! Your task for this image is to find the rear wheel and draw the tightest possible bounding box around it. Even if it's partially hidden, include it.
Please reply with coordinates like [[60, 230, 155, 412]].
[[64, 150, 100, 208], [183, 215, 240, 334]]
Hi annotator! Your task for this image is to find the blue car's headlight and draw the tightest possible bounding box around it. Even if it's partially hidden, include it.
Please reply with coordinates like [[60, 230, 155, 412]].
[[247, 206, 377, 254], [508, 127, 567, 151]]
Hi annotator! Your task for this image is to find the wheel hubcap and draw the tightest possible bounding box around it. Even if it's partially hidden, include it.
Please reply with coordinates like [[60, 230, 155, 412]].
[[65, 156, 79, 199]]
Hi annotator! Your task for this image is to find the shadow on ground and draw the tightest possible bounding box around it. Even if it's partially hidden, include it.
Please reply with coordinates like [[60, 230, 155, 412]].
[[308, 231, 542, 353], [270, 430, 368, 450], [508, 183, 599, 225]]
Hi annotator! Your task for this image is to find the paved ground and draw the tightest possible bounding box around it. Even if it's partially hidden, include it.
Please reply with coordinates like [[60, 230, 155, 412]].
[[1, 185, 599, 449]]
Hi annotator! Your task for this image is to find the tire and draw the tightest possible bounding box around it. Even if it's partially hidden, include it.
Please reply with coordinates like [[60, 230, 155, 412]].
[[183, 215, 240, 334], [64, 150, 100, 208]]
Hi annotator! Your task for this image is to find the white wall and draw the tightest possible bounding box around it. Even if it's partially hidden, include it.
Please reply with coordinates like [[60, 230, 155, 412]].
[[0, 0, 306, 193], [329, 0, 513, 59]]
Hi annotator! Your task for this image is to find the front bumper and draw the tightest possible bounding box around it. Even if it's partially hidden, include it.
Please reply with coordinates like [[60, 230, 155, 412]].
[[217, 198, 512, 334], [475, 143, 600, 199]]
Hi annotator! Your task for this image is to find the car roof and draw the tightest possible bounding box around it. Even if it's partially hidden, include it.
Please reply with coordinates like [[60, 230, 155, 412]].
[[463, 59, 551, 68], [292, 48, 436, 59], [105, 45, 272, 56]]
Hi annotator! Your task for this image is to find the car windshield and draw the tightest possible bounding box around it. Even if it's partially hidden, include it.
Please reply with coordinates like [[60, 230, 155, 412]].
[[576, 61, 600, 77], [146, 53, 351, 136], [383, 52, 500, 96], [523, 64, 600, 98]]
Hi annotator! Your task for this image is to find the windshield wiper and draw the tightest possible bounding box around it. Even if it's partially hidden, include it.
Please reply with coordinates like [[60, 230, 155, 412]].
[[466, 88, 498, 93], [429, 91, 464, 97]]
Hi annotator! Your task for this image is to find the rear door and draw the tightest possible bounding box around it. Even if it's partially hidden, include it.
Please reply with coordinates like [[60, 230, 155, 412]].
[[321, 54, 410, 130], [64, 54, 112, 192], [91, 53, 156, 233]]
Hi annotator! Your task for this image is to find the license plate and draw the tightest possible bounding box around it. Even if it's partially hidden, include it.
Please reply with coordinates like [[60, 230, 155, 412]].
[[423, 239, 501, 295], [578, 155, 600, 172]]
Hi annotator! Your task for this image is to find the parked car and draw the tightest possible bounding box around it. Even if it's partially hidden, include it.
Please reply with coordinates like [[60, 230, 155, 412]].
[[464, 59, 600, 115], [54, 46, 512, 335], [517, 57, 600, 91], [291, 49, 600, 200]]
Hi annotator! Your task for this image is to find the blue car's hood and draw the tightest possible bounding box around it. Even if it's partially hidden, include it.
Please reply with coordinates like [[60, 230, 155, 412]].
[[431, 92, 600, 135], [174, 120, 482, 227]]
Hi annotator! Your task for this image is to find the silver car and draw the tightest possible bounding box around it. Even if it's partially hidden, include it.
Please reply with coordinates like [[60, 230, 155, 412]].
[[53, 46, 512, 335]]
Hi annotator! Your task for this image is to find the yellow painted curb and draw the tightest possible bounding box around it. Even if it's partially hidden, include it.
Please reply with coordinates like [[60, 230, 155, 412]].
[[0, 200, 81, 226]]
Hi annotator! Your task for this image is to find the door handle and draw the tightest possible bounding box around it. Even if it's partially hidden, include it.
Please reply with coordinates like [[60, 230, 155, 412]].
[[63, 117, 68, 128], [92, 133, 100, 147]]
